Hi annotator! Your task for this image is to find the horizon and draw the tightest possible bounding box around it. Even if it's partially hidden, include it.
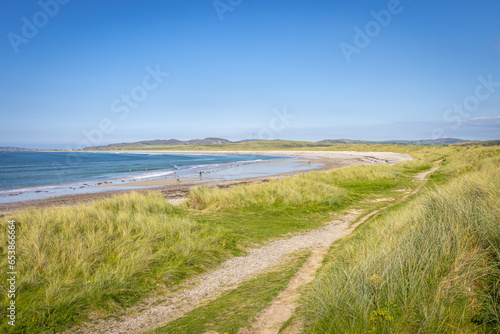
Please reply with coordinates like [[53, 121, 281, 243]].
[[0, 136, 488, 151], [1, 1, 499, 149]]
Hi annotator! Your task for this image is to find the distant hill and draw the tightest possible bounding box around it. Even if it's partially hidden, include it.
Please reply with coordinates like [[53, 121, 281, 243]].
[[4, 137, 481, 152], [84, 137, 476, 150], [319, 138, 471, 146], [233, 139, 267, 143], [84, 137, 232, 150]]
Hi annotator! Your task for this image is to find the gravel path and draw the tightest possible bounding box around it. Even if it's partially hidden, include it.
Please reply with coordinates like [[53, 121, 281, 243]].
[[239, 248, 328, 334], [75, 210, 364, 334]]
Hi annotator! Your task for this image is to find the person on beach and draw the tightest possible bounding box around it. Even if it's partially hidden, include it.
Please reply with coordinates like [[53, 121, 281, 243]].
[[199, 171, 203, 180]]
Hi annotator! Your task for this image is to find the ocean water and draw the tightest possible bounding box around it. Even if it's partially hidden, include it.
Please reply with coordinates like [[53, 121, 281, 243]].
[[0, 151, 315, 203]]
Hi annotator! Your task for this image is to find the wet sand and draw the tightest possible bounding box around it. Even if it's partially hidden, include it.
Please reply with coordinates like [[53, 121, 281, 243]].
[[95, 178, 216, 187], [0, 150, 412, 216]]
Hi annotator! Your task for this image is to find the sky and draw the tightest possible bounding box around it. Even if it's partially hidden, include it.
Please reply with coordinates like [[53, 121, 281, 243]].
[[1, 0, 499, 149]]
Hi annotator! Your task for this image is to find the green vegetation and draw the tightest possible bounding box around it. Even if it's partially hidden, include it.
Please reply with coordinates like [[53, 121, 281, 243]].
[[1, 144, 498, 333], [300, 151, 500, 333], [83, 137, 480, 152], [155, 251, 310, 334], [0, 193, 236, 333], [183, 162, 425, 245], [459, 139, 500, 146]]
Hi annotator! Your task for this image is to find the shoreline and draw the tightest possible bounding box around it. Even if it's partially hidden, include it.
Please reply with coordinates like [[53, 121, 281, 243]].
[[0, 150, 412, 216]]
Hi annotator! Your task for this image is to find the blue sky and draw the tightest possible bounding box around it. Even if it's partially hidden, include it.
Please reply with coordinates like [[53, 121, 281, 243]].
[[1, 0, 499, 148]]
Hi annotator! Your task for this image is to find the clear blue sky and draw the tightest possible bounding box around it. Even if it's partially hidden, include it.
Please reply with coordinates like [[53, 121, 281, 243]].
[[1, 0, 499, 148]]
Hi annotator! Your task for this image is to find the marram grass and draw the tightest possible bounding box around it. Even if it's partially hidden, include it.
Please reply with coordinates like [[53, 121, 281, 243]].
[[300, 166, 500, 333], [185, 164, 404, 211], [0, 192, 235, 333]]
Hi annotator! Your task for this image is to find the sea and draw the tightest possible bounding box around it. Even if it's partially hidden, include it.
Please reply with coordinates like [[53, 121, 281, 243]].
[[0, 151, 316, 204]]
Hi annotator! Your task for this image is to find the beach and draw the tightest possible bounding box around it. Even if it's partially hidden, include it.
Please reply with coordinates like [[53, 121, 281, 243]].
[[0, 150, 411, 215]]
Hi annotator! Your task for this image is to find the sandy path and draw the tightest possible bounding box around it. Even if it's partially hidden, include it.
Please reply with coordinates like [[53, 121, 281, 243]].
[[244, 161, 442, 334], [74, 210, 365, 334], [243, 209, 396, 334], [239, 248, 328, 334]]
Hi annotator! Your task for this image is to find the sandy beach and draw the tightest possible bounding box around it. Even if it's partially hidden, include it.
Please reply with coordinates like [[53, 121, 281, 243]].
[[0, 150, 411, 216]]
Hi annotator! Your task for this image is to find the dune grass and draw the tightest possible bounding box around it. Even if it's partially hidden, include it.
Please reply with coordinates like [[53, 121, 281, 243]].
[[183, 162, 422, 245], [184, 162, 427, 214], [0, 192, 236, 333], [300, 160, 500, 333], [187, 176, 348, 210]]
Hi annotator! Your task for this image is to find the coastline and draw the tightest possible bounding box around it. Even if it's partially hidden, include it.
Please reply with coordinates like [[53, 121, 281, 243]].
[[0, 150, 412, 216]]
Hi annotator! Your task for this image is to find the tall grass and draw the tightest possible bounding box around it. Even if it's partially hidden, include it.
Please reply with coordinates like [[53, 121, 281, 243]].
[[301, 165, 500, 333], [187, 176, 347, 210], [186, 165, 405, 211], [0, 192, 234, 333]]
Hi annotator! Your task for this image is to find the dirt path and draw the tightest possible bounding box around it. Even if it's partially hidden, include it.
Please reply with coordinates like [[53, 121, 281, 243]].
[[74, 210, 364, 334], [241, 162, 441, 334], [239, 248, 328, 334], [73, 161, 438, 334], [414, 162, 441, 181]]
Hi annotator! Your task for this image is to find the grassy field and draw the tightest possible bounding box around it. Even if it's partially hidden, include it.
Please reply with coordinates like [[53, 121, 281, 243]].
[[299, 151, 500, 333], [0, 144, 498, 333], [0, 193, 239, 333]]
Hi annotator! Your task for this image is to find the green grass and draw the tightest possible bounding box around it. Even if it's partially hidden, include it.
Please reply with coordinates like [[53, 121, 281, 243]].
[[182, 163, 423, 246], [0, 192, 237, 333], [154, 250, 310, 334], [300, 159, 500, 333]]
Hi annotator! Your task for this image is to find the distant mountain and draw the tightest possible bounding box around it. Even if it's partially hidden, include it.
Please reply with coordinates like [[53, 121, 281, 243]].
[[4, 137, 480, 152], [84, 137, 232, 150], [318, 138, 471, 146], [0, 146, 39, 152], [233, 139, 267, 143]]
